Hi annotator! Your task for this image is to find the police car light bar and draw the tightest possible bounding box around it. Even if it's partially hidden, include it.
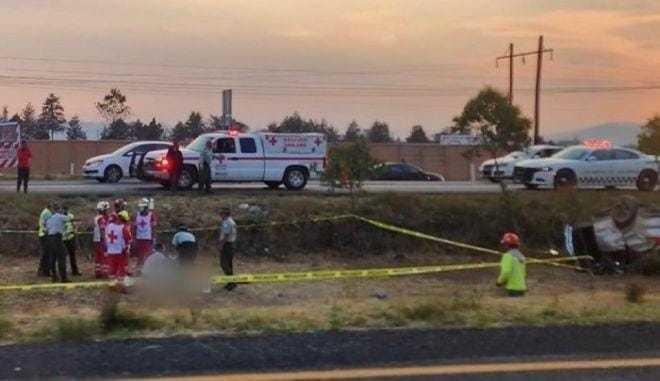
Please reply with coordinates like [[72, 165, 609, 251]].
[[582, 138, 613, 149]]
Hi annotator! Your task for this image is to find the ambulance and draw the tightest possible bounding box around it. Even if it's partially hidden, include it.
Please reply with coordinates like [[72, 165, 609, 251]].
[[139, 131, 327, 190]]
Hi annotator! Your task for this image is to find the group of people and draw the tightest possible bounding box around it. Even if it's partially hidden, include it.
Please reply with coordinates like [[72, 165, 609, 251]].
[[164, 139, 214, 193], [37, 197, 240, 292]]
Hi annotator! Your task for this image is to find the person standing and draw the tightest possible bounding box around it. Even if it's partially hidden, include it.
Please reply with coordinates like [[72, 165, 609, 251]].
[[166, 142, 184, 191], [171, 224, 198, 266], [37, 202, 54, 277], [198, 140, 213, 193], [93, 201, 110, 279], [134, 198, 156, 271], [105, 213, 131, 282], [62, 205, 81, 276], [496, 233, 527, 297], [16, 140, 31, 193], [45, 204, 70, 283], [218, 207, 238, 291]]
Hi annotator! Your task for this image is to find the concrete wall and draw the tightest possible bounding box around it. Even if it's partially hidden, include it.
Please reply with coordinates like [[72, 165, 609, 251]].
[[0, 140, 489, 180]]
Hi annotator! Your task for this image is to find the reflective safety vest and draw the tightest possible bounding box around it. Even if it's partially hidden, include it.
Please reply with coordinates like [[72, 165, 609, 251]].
[[63, 213, 76, 241], [497, 249, 527, 292], [105, 222, 127, 255], [135, 212, 154, 240], [38, 208, 52, 238]]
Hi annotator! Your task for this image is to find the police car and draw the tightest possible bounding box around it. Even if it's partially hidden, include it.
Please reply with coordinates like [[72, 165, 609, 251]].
[[479, 144, 563, 182], [513, 141, 659, 191]]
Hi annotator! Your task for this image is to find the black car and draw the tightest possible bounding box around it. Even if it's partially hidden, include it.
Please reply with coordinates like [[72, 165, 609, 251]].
[[371, 162, 445, 181]]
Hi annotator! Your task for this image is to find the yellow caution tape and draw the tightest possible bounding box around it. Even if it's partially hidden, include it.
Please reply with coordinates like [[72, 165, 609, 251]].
[[0, 280, 113, 292]]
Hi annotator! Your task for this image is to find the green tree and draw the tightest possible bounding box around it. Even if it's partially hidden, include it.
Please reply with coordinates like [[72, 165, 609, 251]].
[[39, 93, 66, 140], [96, 88, 131, 123], [134, 118, 165, 140], [66, 115, 87, 140], [406, 125, 430, 143], [321, 139, 378, 192], [18, 103, 48, 140], [171, 111, 206, 141], [101, 119, 132, 140], [366, 120, 392, 143], [344, 120, 364, 141], [451, 86, 531, 157], [268, 112, 339, 142], [638, 116, 660, 155]]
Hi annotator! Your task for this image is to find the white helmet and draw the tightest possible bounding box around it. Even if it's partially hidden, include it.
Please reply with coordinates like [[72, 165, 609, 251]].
[[96, 201, 110, 212], [138, 198, 150, 210]]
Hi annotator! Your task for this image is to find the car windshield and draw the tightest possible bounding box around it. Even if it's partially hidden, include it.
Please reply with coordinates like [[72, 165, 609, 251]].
[[554, 146, 592, 160], [186, 136, 213, 153]]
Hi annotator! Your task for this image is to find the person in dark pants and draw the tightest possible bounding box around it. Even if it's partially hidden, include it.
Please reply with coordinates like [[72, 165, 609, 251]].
[[16, 140, 31, 193], [165, 142, 183, 191], [62, 205, 81, 276], [45, 205, 70, 283], [218, 208, 237, 291], [171, 225, 198, 265], [37, 202, 54, 277], [198, 140, 213, 193]]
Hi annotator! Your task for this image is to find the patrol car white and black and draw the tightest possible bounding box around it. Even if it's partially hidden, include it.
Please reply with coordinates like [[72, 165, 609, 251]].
[[479, 144, 563, 182], [513, 145, 659, 191]]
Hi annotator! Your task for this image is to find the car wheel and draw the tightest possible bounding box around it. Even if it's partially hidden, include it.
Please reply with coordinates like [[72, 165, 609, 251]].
[[636, 170, 657, 191], [265, 181, 281, 190], [283, 167, 308, 190], [96, 178, 106, 183], [554, 169, 577, 190], [104, 166, 123, 183], [178, 167, 196, 190], [524, 184, 539, 190]]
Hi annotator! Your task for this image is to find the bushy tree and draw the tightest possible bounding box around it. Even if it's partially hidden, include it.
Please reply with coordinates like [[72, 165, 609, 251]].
[[344, 120, 364, 141], [268, 112, 339, 142], [406, 125, 430, 143], [101, 119, 132, 140], [66, 115, 87, 140], [171, 111, 206, 141], [134, 118, 165, 140], [39, 93, 66, 140], [638, 116, 660, 155], [96, 88, 130, 123], [451, 86, 531, 157], [321, 139, 378, 192], [366, 120, 393, 143], [17, 103, 48, 140]]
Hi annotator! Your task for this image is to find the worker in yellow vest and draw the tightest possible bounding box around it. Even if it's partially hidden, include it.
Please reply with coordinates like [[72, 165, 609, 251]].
[[496, 232, 527, 297]]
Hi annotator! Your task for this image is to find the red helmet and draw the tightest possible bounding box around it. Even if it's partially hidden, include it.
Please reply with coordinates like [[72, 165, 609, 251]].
[[500, 232, 521, 247]]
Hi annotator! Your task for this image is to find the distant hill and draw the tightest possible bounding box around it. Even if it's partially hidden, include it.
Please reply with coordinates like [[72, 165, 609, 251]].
[[549, 122, 641, 147]]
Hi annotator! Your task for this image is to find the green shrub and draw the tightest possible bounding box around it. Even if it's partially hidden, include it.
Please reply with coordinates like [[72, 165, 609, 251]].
[[0, 314, 11, 339], [321, 140, 378, 192], [50, 317, 100, 341], [99, 295, 161, 333], [625, 283, 647, 304]]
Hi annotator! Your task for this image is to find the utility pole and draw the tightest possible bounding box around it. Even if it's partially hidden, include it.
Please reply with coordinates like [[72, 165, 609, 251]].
[[496, 36, 553, 144]]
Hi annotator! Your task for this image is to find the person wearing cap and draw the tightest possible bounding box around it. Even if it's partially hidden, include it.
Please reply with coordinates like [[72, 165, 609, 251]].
[[134, 198, 156, 271], [496, 232, 527, 297], [45, 204, 71, 283], [93, 201, 110, 278], [37, 202, 54, 277], [61, 205, 81, 276], [16, 140, 31, 193], [218, 207, 238, 291], [198, 140, 213, 194], [171, 224, 198, 265]]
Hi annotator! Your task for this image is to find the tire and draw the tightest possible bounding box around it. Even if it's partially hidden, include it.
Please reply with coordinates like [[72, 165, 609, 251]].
[[487, 177, 501, 183], [96, 178, 106, 183], [178, 167, 197, 190], [524, 184, 539, 190], [554, 169, 577, 190], [265, 181, 281, 190], [636, 169, 658, 192], [283, 167, 308, 190], [103, 165, 123, 183]]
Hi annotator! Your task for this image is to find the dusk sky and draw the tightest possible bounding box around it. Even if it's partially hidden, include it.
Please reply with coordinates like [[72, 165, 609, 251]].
[[1, 0, 659, 138]]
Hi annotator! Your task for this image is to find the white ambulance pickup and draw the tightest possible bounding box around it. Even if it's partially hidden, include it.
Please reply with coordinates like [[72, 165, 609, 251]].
[[140, 132, 327, 190]]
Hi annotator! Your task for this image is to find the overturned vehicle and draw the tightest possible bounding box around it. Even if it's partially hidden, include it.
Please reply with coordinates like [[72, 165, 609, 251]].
[[567, 196, 660, 274]]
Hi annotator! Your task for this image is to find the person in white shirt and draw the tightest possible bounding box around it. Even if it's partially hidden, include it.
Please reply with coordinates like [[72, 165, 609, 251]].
[[133, 198, 156, 271], [171, 225, 198, 265], [218, 207, 238, 291], [141, 243, 173, 280], [45, 204, 70, 283]]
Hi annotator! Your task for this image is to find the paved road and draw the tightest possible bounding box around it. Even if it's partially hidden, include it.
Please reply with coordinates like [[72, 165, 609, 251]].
[[0, 179, 518, 194], [1, 323, 659, 379]]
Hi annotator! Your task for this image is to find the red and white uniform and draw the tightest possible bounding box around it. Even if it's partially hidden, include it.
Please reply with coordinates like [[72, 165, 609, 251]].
[[105, 216, 132, 279], [93, 214, 109, 278], [133, 212, 156, 266]]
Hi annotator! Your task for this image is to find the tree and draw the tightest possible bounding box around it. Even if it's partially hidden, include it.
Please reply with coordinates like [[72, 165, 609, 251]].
[[406, 125, 430, 143], [366, 120, 392, 143], [18, 103, 48, 140], [66, 115, 87, 140], [268, 112, 339, 142], [321, 139, 378, 192], [171, 111, 206, 141], [39, 93, 66, 140], [101, 119, 132, 140], [638, 116, 660, 155], [451, 86, 531, 158], [96, 88, 131, 123], [135, 118, 165, 140], [208, 114, 250, 132], [344, 120, 364, 141]]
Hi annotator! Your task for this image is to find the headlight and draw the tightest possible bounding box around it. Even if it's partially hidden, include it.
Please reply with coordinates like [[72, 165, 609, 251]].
[[86, 159, 103, 166]]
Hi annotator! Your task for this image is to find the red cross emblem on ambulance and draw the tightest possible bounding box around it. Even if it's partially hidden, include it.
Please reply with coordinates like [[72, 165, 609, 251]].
[[268, 136, 278, 145], [314, 137, 322, 146]]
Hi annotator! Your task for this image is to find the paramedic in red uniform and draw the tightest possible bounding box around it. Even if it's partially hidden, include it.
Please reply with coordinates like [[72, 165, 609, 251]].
[[93, 201, 110, 278], [105, 213, 132, 281], [16, 140, 31, 193], [133, 198, 156, 271]]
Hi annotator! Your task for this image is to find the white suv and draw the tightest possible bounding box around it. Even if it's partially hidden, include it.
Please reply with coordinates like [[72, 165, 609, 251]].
[[82, 141, 172, 183]]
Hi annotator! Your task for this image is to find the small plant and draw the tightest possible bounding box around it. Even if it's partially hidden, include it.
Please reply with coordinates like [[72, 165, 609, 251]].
[[625, 283, 647, 304], [0, 314, 11, 339], [327, 306, 347, 331], [51, 317, 100, 341], [99, 294, 160, 333]]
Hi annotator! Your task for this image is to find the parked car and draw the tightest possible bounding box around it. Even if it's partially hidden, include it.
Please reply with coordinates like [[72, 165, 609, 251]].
[[140, 132, 327, 190], [479, 144, 563, 182], [82, 141, 172, 183], [513, 145, 659, 191], [370, 162, 445, 181]]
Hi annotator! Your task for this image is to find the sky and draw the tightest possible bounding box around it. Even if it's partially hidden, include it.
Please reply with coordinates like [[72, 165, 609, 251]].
[[0, 0, 659, 138]]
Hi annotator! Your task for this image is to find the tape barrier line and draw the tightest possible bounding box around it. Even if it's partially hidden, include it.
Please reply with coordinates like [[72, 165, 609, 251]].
[[0, 256, 588, 292], [352, 215, 584, 271]]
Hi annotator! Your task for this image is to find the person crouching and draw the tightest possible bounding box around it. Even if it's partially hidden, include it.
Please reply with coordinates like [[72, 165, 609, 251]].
[[171, 224, 198, 266]]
